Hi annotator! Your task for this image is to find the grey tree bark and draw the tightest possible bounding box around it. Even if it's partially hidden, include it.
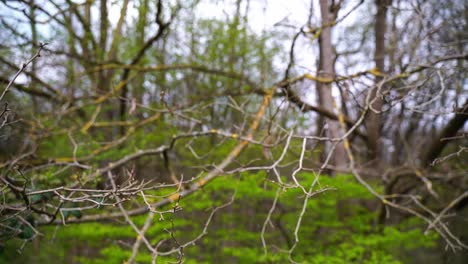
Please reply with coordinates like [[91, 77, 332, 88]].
[[318, 0, 347, 169], [366, 0, 391, 163]]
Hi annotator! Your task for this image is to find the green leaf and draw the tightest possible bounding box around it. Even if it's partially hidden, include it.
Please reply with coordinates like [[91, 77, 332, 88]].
[[18, 225, 34, 240]]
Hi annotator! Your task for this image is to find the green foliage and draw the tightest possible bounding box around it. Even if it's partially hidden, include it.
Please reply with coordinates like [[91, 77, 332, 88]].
[[0, 214, 36, 242], [0, 174, 437, 263]]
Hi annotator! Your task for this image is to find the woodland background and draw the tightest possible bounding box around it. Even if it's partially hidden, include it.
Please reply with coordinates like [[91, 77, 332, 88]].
[[0, 0, 467, 263]]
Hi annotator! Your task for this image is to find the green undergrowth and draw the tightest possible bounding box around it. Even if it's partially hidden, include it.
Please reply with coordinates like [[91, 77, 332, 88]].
[[0, 173, 437, 263]]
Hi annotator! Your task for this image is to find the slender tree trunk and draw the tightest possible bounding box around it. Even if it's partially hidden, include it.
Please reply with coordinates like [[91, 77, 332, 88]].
[[318, 0, 347, 169], [99, 0, 108, 55], [366, 0, 391, 163], [97, 0, 108, 94], [29, 0, 38, 112], [133, 0, 149, 117]]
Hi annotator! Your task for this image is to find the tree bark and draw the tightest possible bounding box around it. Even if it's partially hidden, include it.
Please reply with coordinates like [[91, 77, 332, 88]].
[[366, 0, 391, 163], [29, 0, 39, 112], [422, 100, 468, 166], [318, 0, 347, 169]]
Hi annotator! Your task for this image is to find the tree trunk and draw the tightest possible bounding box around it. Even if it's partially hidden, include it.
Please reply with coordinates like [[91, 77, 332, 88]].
[[422, 100, 468, 166], [318, 0, 347, 169], [29, 0, 38, 112], [366, 0, 391, 163]]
